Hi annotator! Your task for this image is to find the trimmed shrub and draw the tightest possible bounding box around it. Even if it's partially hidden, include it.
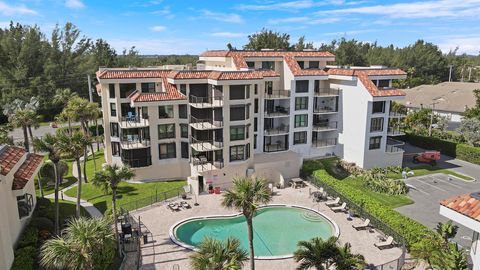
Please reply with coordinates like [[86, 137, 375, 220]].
[[11, 246, 36, 270], [16, 226, 38, 249], [457, 144, 480, 165], [30, 217, 54, 233], [36, 197, 51, 209]]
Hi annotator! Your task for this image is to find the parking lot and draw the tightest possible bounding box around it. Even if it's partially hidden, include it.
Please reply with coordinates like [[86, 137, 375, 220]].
[[396, 173, 479, 250]]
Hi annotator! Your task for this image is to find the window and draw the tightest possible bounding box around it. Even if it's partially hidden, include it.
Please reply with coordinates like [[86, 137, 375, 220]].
[[247, 61, 255, 69], [314, 80, 320, 92], [230, 85, 247, 100], [372, 101, 385, 114], [261, 61, 275, 70], [472, 231, 479, 254], [141, 82, 155, 93], [121, 103, 135, 117], [180, 84, 187, 95], [378, 79, 390, 88], [230, 106, 246, 121], [254, 99, 258, 113], [111, 142, 120, 156], [309, 61, 319, 69], [120, 83, 136, 98], [254, 135, 257, 149], [294, 131, 307, 144], [295, 97, 308, 110], [110, 103, 117, 117], [254, 84, 258, 95], [180, 124, 188, 138], [109, 84, 115, 98], [295, 80, 309, 93], [230, 145, 245, 162], [159, 105, 174, 118], [254, 118, 258, 132], [159, 143, 176, 159], [370, 117, 384, 132], [158, 124, 175, 139], [110, 123, 119, 137], [181, 142, 189, 159], [295, 114, 308, 128], [369, 136, 382, 150], [265, 81, 273, 94], [230, 126, 245, 141], [179, 104, 187, 119], [297, 61, 304, 69]]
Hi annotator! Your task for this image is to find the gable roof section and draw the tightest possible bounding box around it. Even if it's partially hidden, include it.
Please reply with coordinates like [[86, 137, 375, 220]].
[[12, 153, 43, 190], [441, 193, 480, 221], [0, 146, 26, 176], [284, 56, 328, 76], [130, 78, 187, 103], [97, 69, 170, 79]]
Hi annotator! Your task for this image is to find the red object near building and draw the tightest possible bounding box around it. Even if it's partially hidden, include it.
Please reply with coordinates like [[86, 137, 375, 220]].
[[412, 151, 441, 166]]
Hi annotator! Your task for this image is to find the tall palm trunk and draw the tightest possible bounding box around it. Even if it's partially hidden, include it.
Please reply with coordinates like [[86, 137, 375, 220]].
[[86, 121, 97, 173], [246, 217, 255, 270], [22, 125, 29, 152], [68, 118, 72, 135], [112, 188, 121, 256], [53, 162, 60, 235], [75, 158, 82, 217], [83, 147, 88, 183], [27, 126, 35, 153], [95, 119, 100, 152]]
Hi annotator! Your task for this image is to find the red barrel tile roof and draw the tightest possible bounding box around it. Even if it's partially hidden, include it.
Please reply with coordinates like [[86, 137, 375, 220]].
[[12, 153, 44, 190], [0, 146, 26, 175], [441, 193, 480, 221], [284, 56, 328, 77], [130, 78, 187, 103], [97, 69, 170, 79]]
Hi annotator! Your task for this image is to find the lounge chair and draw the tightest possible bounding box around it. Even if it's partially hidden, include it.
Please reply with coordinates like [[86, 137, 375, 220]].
[[181, 201, 191, 209], [375, 236, 395, 250], [168, 203, 180, 212], [331, 202, 347, 212], [325, 197, 340, 207], [352, 219, 370, 230]]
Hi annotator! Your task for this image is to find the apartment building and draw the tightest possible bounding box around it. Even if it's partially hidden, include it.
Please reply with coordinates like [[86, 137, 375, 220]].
[[0, 145, 43, 270], [96, 50, 407, 192]]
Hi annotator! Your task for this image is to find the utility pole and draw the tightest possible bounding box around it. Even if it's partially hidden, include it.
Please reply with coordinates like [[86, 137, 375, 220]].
[[468, 66, 472, 82], [428, 101, 439, 137], [448, 65, 453, 82], [87, 74, 93, 103], [461, 66, 465, 82]]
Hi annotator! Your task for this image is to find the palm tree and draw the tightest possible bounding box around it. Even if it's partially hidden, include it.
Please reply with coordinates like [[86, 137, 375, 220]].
[[333, 242, 366, 270], [294, 237, 339, 270], [53, 88, 78, 108], [33, 134, 63, 235], [190, 237, 248, 270], [91, 164, 135, 255], [40, 217, 115, 270], [435, 221, 459, 244], [56, 130, 90, 217], [442, 242, 469, 270], [221, 177, 272, 270], [4, 107, 31, 151], [410, 234, 444, 268]]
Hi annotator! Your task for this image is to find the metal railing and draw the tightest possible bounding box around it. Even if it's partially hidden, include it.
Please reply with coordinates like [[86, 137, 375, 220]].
[[389, 112, 406, 118], [264, 125, 289, 135], [117, 211, 142, 270], [264, 144, 288, 152], [119, 186, 187, 212], [312, 121, 338, 131], [120, 138, 151, 148], [313, 106, 338, 113], [189, 95, 224, 107], [314, 88, 340, 96], [120, 115, 149, 127], [190, 137, 224, 151], [190, 116, 223, 129], [264, 107, 290, 117], [121, 157, 152, 168], [312, 138, 337, 147], [387, 127, 405, 136], [264, 90, 291, 99]]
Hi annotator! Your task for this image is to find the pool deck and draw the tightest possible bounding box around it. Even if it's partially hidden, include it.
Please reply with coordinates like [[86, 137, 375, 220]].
[[132, 183, 403, 270]]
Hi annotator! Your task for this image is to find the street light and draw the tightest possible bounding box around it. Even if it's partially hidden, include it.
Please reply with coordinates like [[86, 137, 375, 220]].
[[428, 101, 440, 137]]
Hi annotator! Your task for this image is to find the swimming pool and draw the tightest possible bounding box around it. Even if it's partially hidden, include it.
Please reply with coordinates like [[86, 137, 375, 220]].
[[170, 205, 340, 259]]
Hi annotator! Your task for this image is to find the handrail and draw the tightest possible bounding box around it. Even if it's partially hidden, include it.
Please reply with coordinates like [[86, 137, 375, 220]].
[[190, 116, 224, 128], [314, 88, 340, 96], [189, 95, 224, 107], [264, 107, 290, 117], [119, 185, 187, 212], [312, 138, 337, 147], [313, 121, 338, 130], [264, 125, 289, 135], [264, 143, 288, 152], [120, 115, 149, 126], [191, 137, 224, 151], [264, 90, 290, 98], [121, 157, 152, 168], [120, 138, 151, 148], [387, 127, 405, 136]]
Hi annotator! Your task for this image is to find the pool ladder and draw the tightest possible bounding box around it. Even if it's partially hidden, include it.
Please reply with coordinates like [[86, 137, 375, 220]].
[[301, 211, 325, 222]]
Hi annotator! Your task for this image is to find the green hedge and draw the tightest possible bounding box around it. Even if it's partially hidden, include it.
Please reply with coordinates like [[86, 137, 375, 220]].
[[404, 133, 480, 165], [11, 246, 36, 270], [304, 160, 431, 248]]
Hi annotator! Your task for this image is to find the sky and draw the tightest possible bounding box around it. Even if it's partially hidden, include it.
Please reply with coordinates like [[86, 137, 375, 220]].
[[1, 0, 480, 55]]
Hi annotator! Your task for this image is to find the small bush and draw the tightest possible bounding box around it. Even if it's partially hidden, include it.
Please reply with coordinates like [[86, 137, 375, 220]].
[[16, 226, 38, 249], [36, 197, 51, 209], [30, 217, 54, 233], [457, 144, 480, 165], [11, 246, 36, 270]]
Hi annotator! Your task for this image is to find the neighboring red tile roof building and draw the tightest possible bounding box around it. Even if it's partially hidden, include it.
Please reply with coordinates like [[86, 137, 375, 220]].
[[12, 153, 43, 190], [441, 192, 480, 221], [97, 69, 170, 79], [0, 146, 26, 176], [284, 56, 328, 77], [130, 78, 186, 103]]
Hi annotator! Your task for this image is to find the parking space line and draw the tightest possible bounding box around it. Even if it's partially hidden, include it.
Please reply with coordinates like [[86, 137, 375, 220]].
[[407, 185, 429, 195], [430, 175, 463, 189], [410, 177, 448, 192]]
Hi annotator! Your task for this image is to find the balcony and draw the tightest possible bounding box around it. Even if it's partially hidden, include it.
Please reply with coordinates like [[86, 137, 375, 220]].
[[314, 88, 340, 97], [119, 115, 149, 128], [264, 106, 289, 118], [189, 95, 223, 108], [264, 124, 289, 136], [389, 112, 406, 118], [190, 137, 223, 152], [312, 138, 337, 148], [264, 134, 288, 152], [313, 106, 338, 114], [190, 116, 223, 130], [120, 138, 151, 149], [313, 121, 338, 132], [386, 138, 405, 153], [191, 157, 224, 173], [387, 127, 405, 136], [122, 157, 152, 168], [264, 90, 291, 99]]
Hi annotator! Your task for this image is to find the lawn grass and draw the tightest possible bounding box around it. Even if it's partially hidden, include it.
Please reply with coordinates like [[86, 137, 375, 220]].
[[47, 198, 90, 228], [387, 165, 474, 181]]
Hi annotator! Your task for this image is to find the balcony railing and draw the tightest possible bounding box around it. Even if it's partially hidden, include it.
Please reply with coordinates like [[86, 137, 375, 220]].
[[264, 143, 288, 152], [120, 115, 149, 128], [190, 137, 223, 151], [120, 138, 151, 149], [313, 106, 338, 113], [312, 138, 337, 148], [264, 90, 291, 99], [389, 112, 406, 118], [122, 157, 152, 168], [387, 127, 405, 136], [264, 106, 289, 118], [314, 88, 340, 96], [264, 125, 289, 135], [190, 116, 223, 130], [313, 121, 338, 131], [189, 95, 223, 108]]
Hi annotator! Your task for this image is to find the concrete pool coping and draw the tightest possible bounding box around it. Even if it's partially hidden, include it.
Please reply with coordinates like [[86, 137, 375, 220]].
[[169, 204, 341, 260]]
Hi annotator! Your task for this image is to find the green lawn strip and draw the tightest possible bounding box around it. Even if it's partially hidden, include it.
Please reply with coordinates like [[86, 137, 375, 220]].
[[65, 179, 187, 213], [387, 165, 474, 181], [47, 198, 90, 225]]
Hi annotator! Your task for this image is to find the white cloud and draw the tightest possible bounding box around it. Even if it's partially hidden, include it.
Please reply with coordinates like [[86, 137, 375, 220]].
[[0, 1, 37, 15], [151, 6, 175, 19], [210, 32, 246, 38], [236, 0, 360, 11], [437, 36, 480, 55], [150, 25, 167, 32], [65, 0, 85, 9], [199, 9, 244, 24], [324, 29, 376, 36], [268, 16, 340, 25], [316, 0, 480, 19], [108, 38, 219, 55], [0, 21, 9, 28]]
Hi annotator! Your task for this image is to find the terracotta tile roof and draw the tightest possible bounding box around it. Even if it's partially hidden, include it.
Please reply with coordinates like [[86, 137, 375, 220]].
[[131, 78, 187, 103], [167, 70, 279, 80], [97, 69, 170, 79], [284, 56, 328, 77], [0, 146, 26, 176], [441, 192, 480, 221], [12, 153, 43, 190], [358, 73, 406, 97]]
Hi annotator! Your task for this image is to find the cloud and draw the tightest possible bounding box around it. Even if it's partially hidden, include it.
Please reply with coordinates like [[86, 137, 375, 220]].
[[108, 38, 219, 55], [268, 16, 340, 25], [65, 0, 85, 9], [198, 9, 244, 24], [236, 0, 361, 11], [437, 35, 480, 55], [210, 32, 246, 38], [316, 0, 480, 19], [151, 6, 175, 19], [0, 1, 37, 15], [324, 29, 377, 36], [150, 25, 167, 32], [0, 21, 9, 28]]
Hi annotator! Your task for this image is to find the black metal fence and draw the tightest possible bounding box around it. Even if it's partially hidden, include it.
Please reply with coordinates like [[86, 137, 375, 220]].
[[118, 186, 186, 212]]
